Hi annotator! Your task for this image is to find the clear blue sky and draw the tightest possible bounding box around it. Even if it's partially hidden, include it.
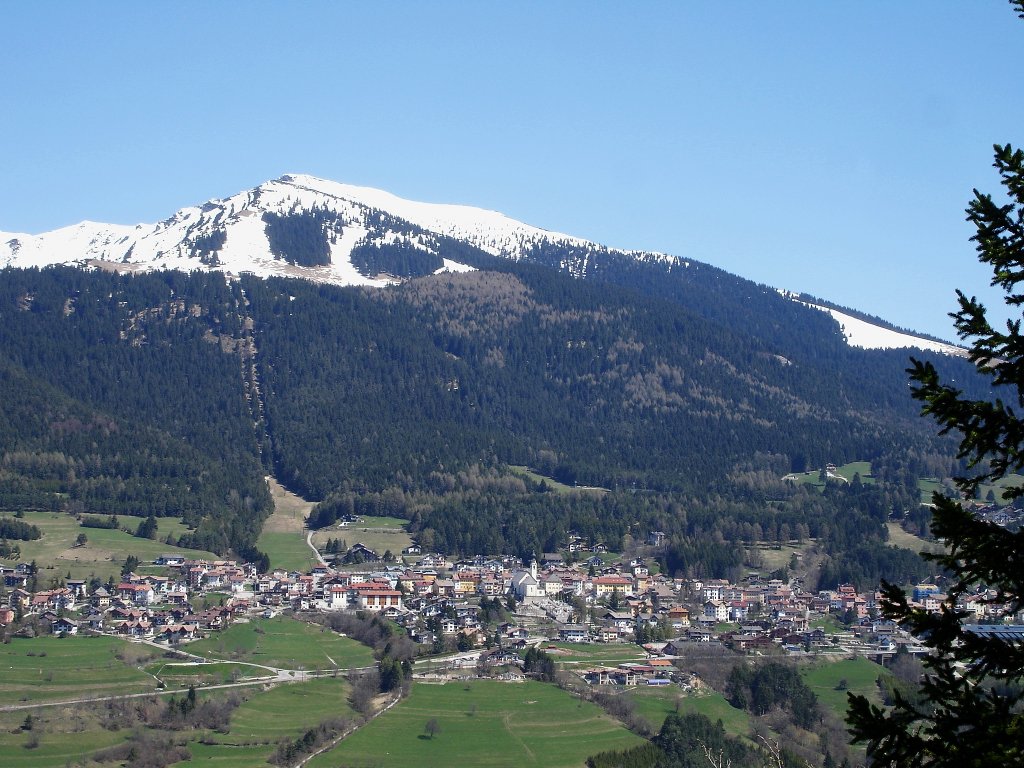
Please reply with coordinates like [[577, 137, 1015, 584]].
[[2, 2, 1021, 340]]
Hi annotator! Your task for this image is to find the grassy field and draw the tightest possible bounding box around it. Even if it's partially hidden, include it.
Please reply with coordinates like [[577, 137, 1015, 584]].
[[832, 461, 874, 482], [748, 540, 813, 571], [187, 675, 357, 764], [508, 466, 609, 495], [0, 671, 356, 767], [885, 522, 942, 555], [186, 616, 375, 671], [258, 531, 321, 573], [144, 661, 267, 687], [257, 478, 416, 571], [309, 679, 645, 768], [0, 724, 129, 768], [0, 634, 160, 705], [185, 742, 278, 767], [809, 613, 847, 634], [542, 642, 650, 667], [800, 656, 886, 719], [626, 688, 753, 739], [0, 510, 216, 582], [312, 515, 413, 564], [257, 477, 318, 573], [786, 460, 876, 489]]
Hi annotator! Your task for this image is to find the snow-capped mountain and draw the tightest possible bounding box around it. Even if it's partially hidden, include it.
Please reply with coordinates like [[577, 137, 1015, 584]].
[[0, 174, 592, 287], [0, 174, 957, 354]]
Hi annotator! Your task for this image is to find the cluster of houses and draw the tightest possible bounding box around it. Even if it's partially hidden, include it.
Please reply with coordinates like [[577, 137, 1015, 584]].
[[4, 531, 1023, 683], [0, 559, 252, 643], [967, 501, 1024, 529]]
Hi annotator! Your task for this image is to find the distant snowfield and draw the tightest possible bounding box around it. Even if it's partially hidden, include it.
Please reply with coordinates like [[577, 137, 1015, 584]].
[[802, 300, 964, 355]]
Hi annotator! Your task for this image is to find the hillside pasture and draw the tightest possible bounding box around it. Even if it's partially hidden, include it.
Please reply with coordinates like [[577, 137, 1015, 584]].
[[885, 522, 943, 555], [0, 722, 129, 768], [0, 635, 160, 706], [784, 460, 875, 489], [543, 642, 650, 667], [257, 477, 319, 572], [1, 510, 216, 582], [308, 679, 645, 768], [185, 616, 375, 671], [508, 466, 609, 495], [311, 515, 413, 565], [800, 656, 886, 719], [188, 676, 357, 764], [145, 661, 266, 687], [626, 688, 753, 739]]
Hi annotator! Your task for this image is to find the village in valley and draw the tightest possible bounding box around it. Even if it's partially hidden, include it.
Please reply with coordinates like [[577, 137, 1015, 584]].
[[5, 517, 1018, 690], [1, 472, 1023, 768]]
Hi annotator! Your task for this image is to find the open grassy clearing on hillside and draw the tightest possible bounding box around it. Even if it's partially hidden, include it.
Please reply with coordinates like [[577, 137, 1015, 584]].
[[885, 522, 943, 555], [508, 465, 610, 495], [800, 656, 886, 719], [625, 687, 753, 739], [784, 460, 876, 489], [258, 530, 320, 573], [0, 668, 357, 767], [809, 613, 848, 634], [187, 675, 357, 764], [0, 723, 129, 768], [186, 616, 375, 671], [256, 477, 318, 572], [749, 540, 813, 571], [257, 477, 417, 570], [1, 510, 216, 582], [311, 515, 413, 564], [308, 679, 645, 768], [0, 635, 160, 706]]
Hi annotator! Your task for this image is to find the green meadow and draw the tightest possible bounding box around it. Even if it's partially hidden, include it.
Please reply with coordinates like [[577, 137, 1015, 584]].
[[786, 460, 875, 489], [311, 515, 413, 566], [799, 656, 886, 719], [309, 679, 645, 768], [189, 675, 358, 764], [0, 634, 159, 706], [0, 672, 357, 768], [626, 688, 753, 739], [508, 466, 609, 495], [256, 530, 321, 573], [186, 616, 375, 671], [542, 642, 650, 667], [145, 661, 267, 687], [1, 509, 216, 582], [257, 477, 318, 573], [0, 724, 129, 768]]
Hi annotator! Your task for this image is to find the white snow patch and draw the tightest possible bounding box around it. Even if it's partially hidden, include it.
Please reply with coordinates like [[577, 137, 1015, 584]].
[[800, 299, 964, 355], [435, 259, 476, 274]]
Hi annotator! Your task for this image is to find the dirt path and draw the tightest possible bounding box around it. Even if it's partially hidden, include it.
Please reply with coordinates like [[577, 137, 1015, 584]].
[[264, 477, 315, 534]]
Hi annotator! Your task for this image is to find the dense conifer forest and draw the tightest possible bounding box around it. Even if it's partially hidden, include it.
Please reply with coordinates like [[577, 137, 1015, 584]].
[[0, 262, 986, 578]]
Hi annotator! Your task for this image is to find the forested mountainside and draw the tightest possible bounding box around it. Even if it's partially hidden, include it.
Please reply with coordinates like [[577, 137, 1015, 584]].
[[0, 269, 271, 555], [0, 264, 984, 583]]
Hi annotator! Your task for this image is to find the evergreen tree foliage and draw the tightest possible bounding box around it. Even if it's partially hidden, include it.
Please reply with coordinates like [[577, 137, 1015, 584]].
[[726, 662, 819, 729], [263, 206, 340, 267], [847, 67, 1024, 765], [0, 517, 41, 541]]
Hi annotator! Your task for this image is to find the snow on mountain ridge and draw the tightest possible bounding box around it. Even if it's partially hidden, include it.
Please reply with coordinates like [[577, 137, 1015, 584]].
[[0, 175, 951, 353], [798, 299, 964, 356], [274, 173, 587, 258]]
